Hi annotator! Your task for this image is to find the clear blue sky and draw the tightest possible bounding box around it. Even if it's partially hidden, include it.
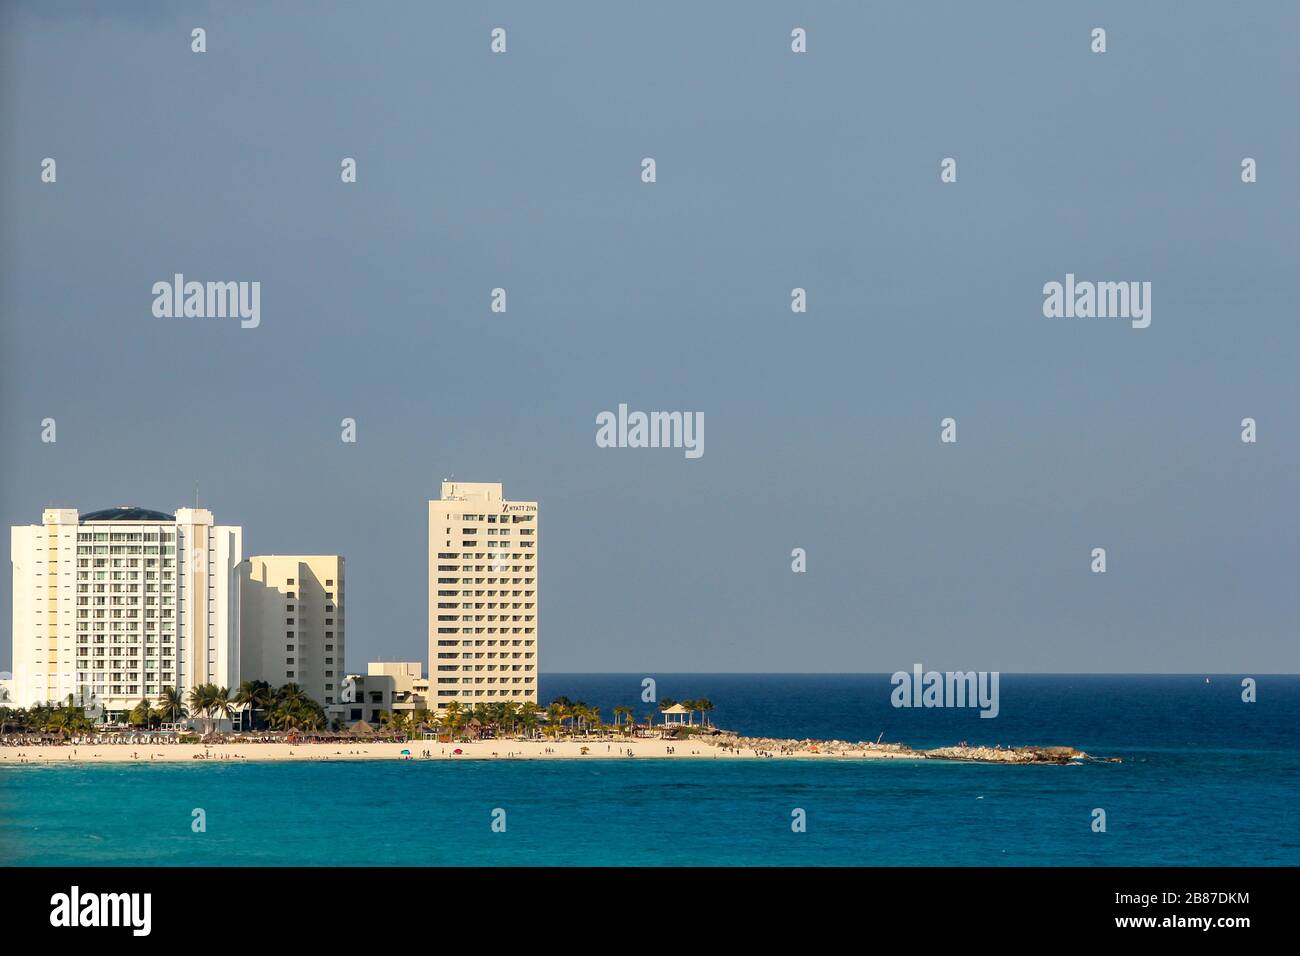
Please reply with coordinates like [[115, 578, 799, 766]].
[[2, 1, 1297, 673]]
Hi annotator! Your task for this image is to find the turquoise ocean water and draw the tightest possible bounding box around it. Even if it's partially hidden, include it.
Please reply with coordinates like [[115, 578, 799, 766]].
[[2, 675, 1296, 866]]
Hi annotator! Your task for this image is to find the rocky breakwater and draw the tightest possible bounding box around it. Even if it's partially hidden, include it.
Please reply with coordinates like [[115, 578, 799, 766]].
[[710, 733, 917, 757], [921, 744, 1089, 764], [709, 733, 1100, 764]]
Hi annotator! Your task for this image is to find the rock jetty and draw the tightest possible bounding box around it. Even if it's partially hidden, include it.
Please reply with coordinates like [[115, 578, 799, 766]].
[[710, 733, 1091, 764], [922, 744, 1087, 764]]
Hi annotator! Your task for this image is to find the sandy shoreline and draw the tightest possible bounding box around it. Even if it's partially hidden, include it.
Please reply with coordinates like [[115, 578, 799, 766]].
[[0, 738, 924, 765]]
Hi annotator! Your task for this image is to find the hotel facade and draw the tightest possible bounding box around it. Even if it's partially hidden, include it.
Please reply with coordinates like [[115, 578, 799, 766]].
[[428, 481, 538, 709], [238, 555, 345, 707], [8, 506, 242, 714], [328, 661, 427, 725]]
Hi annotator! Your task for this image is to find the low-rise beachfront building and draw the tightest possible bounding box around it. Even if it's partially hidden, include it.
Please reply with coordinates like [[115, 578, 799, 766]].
[[328, 661, 428, 726], [8, 506, 242, 717], [238, 555, 345, 707], [428, 481, 539, 709]]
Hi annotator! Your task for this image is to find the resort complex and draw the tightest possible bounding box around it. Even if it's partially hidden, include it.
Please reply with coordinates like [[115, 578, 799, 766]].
[[1, 489, 1100, 769], [4, 480, 535, 730], [3, 486, 1083, 769]]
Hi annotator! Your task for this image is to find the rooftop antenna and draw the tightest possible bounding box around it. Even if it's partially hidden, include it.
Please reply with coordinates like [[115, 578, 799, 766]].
[[194, 481, 199, 508]]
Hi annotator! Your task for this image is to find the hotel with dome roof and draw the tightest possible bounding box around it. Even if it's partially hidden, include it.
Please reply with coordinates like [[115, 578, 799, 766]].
[[8, 506, 242, 714]]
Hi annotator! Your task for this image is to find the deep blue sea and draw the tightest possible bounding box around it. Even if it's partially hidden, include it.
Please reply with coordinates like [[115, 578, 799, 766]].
[[2, 675, 1297, 866]]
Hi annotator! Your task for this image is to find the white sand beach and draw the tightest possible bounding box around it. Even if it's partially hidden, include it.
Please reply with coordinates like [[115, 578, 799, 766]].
[[0, 737, 924, 765]]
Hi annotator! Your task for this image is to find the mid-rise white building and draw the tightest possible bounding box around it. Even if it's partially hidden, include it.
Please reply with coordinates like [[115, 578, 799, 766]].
[[238, 555, 345, 706], [8, 506, 242, 715], [428, 482, 538, 708]]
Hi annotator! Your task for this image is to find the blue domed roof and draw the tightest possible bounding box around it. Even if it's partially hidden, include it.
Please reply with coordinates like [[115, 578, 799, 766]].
[[80, 506, 175, 522]]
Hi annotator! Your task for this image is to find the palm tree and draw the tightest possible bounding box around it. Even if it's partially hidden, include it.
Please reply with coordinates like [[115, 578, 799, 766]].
[[129, 695, 154, 728], [267, 703, 291, 731], [518, 705, 539, 739], [298, 703, 325, 732], [470, 703, 493, 738], [27, 702, 50, 734], [157, 686, 188, 724], [681, 699, 699, 727], [234, 680, 271, 731], [612, 706, 633, 735], [545, 701, 567, 738], [697, 698, 715, 728], [263, 687, 326, 733], [277, 683, 309, 709], [211, 687, 234, 731], [187, 683, 218, 734], [380, 710, 405, 735], [443, 700, 463, 740], [0, 707, 20, 735], [498, 701, 517, 737]]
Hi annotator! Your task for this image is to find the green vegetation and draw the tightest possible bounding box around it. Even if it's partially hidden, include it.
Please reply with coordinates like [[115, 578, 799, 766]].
[[0, 695, 95, 736], [0, 681, 331, 736], [414, 695, 718, 742], [0, 688, 718, 743]]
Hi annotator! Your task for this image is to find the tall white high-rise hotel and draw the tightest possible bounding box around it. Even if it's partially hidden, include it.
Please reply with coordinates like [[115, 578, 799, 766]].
[[9, 506, 241, 712], [429, 482, 538, 708]]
